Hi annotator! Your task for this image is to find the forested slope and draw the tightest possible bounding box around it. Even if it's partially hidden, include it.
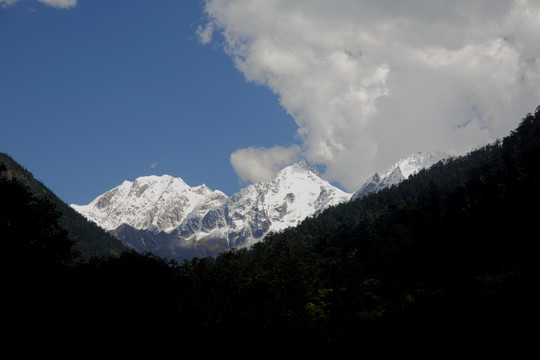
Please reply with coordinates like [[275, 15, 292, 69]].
[[0, 153, 126, 260], [3, 106, 539, 359], [170, 105, 540, 358]]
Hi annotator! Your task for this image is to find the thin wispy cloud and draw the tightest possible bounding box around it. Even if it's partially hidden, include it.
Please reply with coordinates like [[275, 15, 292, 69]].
[[200, 0, 540, 191], [39, 0, 76, 9], [196, 22, 215, 45], [0, 0, 76, 9], [0, 0, 20, 6]]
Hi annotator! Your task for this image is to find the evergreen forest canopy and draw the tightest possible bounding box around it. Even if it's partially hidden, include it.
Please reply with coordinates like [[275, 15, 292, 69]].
[[0, 152, 126, 260], [3, 105, 540, 358]]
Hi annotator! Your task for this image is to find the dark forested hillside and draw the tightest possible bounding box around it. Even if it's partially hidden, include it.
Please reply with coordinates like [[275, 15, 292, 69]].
[[3, 106, 540, 358], [0, 153, 126, 260], [171, 105, 540, 358], [277, 106, 540, 358]]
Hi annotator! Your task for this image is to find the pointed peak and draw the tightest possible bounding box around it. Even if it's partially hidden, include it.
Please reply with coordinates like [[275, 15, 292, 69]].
[[353, 150, 451, 200], [285, 159, 324, 178], [193, 183, 215, 195], [393, 150, 450, 178]]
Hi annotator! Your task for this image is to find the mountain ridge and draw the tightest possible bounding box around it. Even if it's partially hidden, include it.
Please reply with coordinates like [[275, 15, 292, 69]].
[[71, 153, 445, 260], [72, 174, 215, 233], [172, 160, 352, 249], [352, 151, 450, 200], [71, 160, 351, 259]]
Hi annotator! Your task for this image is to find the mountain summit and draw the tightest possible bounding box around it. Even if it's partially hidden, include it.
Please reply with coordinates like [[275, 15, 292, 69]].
[[173, 160, 352, 249], [71, 153, 449, 261], [71, 161, 351, 260], [352, 151, 449, 200], [71, 175, 216, 234], [71, 154, 451, 260]]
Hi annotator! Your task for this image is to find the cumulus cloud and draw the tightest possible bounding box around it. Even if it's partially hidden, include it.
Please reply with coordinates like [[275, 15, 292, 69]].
[[230, 145, 301, 183], [200, 0, 540, 191]]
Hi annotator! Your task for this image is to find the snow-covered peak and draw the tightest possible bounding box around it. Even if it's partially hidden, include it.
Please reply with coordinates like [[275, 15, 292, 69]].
[[72, 161, 353, 259], [270, 160, 327, 187], [193, 184, 212, 195], [71, 174, 217, 233], [170, 160, 352, 250], [283, 159, 324, 178], [384, 151, 448, 179], [222, 160, 352, 242], [352, 151, 449, 200], [233, 160, 348, 207]]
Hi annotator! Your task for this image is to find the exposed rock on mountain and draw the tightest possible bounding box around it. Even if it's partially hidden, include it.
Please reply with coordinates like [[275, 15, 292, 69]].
[[71, 175, 214, 233], [71, 152, 449, 260], [71, 160, 352, 260]]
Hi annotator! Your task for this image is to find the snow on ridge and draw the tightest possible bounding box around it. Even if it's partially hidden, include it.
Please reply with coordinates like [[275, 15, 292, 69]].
[[70, 153, 453, 260], [72, 160, 353, 254], [390, 150, 449, 179], [70, 174, 217, 233], [352, 150, 450, 200], [172, 160, 352, 249], [72, 152, 447, 240]]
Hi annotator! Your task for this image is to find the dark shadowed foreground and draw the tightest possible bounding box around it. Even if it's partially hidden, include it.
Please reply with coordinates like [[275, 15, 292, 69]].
[[3, 106, 540, 359]]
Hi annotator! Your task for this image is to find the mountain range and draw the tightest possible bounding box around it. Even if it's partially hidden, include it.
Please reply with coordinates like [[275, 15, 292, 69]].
[[71, 152, 448, 260]]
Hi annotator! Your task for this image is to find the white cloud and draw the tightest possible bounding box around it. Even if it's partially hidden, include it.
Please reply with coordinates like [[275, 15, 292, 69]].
[[200, 0, 540, 192], [0, 0, 77, 9], [230, 145, 301, 183], [0, 0, 21, 7], [196, 23, 215, 45], [38, 0, 76, 9]]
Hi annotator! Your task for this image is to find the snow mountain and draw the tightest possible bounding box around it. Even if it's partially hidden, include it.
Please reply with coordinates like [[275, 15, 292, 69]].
[[71, 160, 352, 260], [173, 160, 352, 249], [351, 151, 450, 200], [71, 175, 215, 234], [71, 153, 449, 261]]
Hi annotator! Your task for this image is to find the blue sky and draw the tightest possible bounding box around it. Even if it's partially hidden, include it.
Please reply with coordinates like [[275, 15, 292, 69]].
[[2, 0, 539, 205], [1, 0, 298, 204]]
